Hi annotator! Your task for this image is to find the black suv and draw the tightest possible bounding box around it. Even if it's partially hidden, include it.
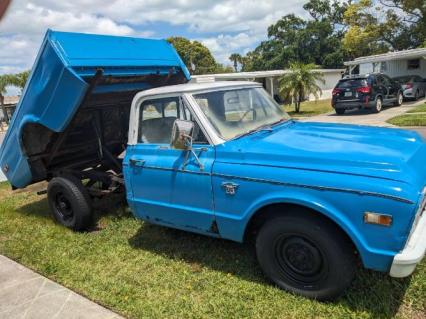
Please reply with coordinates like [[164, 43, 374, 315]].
[[332, 74, 403, 114]]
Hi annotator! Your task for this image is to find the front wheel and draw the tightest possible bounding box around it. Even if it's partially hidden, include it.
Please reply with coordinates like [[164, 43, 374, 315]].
[[47, 176, 92, 231], [256, 214, 356, 300], [335, 108, 345, 115]]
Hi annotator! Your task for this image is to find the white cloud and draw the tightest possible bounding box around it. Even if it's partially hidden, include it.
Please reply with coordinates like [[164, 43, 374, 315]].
[[0, 0, 309, 81]]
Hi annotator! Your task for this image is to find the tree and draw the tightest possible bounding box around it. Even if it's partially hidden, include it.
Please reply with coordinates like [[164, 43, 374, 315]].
[[241, 0, 350, 71], [215, 63, 234, 74], [278, 63, 325, 113], [343, 0, 425, 57], [229, 53, 242, 72], [9, 71, 30, 92], [167, 37, 218, 75]]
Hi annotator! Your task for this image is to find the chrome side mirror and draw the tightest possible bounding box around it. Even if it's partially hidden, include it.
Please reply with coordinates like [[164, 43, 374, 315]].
[[170, 119, 194, 150], [170, 119, 205, 171]]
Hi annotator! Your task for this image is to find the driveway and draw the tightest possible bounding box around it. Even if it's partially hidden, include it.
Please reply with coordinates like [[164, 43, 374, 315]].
[[300, 98, 425, 127]]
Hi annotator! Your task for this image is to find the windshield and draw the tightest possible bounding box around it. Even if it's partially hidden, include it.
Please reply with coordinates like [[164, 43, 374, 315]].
[[192, 87, 289, 140]]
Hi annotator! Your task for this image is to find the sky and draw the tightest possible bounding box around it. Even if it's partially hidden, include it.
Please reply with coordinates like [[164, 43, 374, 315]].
[[0, 0, 312, 92]]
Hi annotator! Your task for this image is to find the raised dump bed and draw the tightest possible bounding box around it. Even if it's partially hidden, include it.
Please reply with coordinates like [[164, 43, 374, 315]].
[[0, 30, 190, 189]]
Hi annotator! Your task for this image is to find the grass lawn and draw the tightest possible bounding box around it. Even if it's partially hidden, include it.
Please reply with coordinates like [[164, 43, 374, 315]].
[[406, 103, 426, 113], [0, 182, 425, 318], [387, 103, 426, 126], [283, 99, 332, 117]]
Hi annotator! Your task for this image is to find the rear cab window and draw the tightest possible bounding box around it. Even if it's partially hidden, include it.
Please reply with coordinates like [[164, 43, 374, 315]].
[[337, 78, 368, 88]]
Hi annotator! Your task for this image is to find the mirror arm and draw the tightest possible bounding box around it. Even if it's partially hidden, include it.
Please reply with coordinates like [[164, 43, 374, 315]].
[[189, 148, 204, 171], [181, 135, 205, 171]]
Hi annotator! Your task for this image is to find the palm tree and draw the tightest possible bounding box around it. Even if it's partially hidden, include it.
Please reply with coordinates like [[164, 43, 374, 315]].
[[278, 63, 325, 113], [229, 53, 242, 72], [8, 70, 30, 93]]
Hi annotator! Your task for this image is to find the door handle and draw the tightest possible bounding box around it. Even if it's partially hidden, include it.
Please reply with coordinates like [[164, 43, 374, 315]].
[[129, 157, 145, 167]]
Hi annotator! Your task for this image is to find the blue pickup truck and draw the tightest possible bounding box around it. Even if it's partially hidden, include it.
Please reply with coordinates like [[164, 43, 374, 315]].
[[1, 30, 425, 300]]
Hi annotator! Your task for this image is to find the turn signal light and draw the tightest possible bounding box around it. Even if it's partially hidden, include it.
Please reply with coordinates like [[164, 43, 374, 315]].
[[364, 212, 392, 226]]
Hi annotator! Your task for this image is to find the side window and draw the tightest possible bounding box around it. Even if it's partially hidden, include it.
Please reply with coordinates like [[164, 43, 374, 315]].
[[138, 97, 208, 145], [381, 75, 391, 86], [138, 97, 179, 144], [368, 76, 376, 86], [407, 59, 420, 70], [179, 100, 209, 145]]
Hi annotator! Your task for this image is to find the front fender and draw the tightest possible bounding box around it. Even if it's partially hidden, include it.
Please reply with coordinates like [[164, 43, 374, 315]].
[[215, 190, 394, 271]]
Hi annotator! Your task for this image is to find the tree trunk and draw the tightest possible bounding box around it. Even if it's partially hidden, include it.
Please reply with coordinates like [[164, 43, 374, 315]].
[[294, 93, 301, 113]]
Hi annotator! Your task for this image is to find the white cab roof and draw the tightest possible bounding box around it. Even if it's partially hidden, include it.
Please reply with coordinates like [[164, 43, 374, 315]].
[[136, 80, 261, 97]]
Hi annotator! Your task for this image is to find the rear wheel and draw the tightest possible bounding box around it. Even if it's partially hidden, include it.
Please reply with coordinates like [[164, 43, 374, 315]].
[[372, 97, 383, 113], [335, 109, 345, 115], [414, 90, 419, 101], [256, 214, 356, 300], [47, 176, 92, 231], [394, 92, 403, 106]]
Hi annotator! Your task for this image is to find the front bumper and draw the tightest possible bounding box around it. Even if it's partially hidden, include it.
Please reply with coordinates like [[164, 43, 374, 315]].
[[390, 207, 426, 277]]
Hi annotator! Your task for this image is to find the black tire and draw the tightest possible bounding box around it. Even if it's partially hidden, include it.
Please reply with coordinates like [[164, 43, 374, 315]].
[[335, 109, 345, 115], [414, 90, 419, 101], [394, 92, 403, 106], [256, 213, 356, 300], [372, 97, 382, 113], [47, 176, 92, 231]]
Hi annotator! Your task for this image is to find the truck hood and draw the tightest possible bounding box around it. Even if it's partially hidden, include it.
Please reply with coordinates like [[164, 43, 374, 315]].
[[225, 121, 426, 189]]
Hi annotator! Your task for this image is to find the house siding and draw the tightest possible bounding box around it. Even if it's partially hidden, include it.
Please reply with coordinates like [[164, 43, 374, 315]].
[[359, 58, 426, 78]]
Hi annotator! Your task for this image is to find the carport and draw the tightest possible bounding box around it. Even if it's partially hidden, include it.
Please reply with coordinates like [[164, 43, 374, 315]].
[[344, 48, 426, 78]]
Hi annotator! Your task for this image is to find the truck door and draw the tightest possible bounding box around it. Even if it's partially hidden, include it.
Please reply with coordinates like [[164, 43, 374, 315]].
[[124, 96, 216, 235]]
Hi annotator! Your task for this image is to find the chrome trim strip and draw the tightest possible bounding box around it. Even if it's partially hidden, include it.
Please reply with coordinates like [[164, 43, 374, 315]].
[[140, 165, 210, 176], [212, 173, 414, 204], [137, 165, 413, 204]]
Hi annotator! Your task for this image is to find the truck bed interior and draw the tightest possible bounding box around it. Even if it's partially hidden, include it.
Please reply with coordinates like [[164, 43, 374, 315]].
[[21, 71, 187, 184]]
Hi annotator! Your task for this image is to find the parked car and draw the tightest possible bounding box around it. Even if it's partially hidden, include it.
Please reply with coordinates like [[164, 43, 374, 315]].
[[1, 31, 426, 301], [393, 75, 426, 100], [332, 74, 403, 114]]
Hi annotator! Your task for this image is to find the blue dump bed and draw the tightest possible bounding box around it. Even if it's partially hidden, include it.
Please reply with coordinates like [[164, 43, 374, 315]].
[[0, 30, 190, 188]]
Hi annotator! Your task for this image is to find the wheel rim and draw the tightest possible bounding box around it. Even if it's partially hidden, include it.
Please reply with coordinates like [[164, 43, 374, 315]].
[[377, 99, 382, 111], [54, 192, 74, 222], [399, 94, 403, 104], [274, 235, 328, 285]]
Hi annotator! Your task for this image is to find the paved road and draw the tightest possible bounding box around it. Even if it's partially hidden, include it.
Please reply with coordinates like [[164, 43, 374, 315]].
[[300, 98, 426, 127], [0, 255, 123, 319]]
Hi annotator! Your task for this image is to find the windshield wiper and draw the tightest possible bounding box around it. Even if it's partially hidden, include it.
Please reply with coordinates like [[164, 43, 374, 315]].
[[268, 118, 290, 127], [233, 118, 290, 140]]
